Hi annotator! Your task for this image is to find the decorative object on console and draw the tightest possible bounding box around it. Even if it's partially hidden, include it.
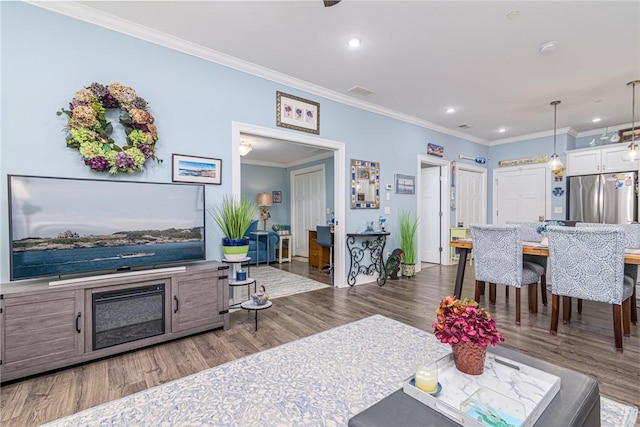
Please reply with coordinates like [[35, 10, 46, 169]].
[[548, 100, 564, 173], [398, 209, 418, 277], [257, 192, 273, 230], [172, 154, 222, 185], [433, 296, 505, 375], [276, 91, 320, 134], [57, 82, 161, 175], [208, 195, 257, 260]]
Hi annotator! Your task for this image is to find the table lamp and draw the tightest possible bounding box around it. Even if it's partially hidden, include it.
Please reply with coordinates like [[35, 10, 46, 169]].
[[257, 192, 272, 230]]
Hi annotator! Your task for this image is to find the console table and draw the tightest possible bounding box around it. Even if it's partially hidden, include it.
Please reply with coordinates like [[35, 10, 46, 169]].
[[346, 232, 390, 286]]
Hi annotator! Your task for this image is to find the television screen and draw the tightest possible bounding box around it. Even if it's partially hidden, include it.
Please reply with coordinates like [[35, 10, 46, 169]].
[[8, 175, 206, 281]]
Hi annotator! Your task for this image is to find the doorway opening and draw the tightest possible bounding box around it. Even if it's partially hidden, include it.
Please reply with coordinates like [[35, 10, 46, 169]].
[[231, 122, 346, 287]]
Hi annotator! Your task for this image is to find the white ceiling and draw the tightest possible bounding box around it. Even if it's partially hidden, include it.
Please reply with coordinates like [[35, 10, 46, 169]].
[[52, 1, 640, 164]]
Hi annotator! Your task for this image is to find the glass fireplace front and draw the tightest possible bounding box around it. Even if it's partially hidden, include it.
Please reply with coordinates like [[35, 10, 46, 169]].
[[92, 283, 165, 351]]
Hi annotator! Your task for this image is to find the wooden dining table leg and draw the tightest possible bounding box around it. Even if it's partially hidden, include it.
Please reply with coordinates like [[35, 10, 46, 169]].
[[613, 304, 623, 352], [623, 299, 631, 337], [489, 283, 496, 305], [563, 296, 571, 324], [550, 294, 560, 335], [631, 287, 637, 325], [515, 288, 521, 325], [453, 248, 469, 299]]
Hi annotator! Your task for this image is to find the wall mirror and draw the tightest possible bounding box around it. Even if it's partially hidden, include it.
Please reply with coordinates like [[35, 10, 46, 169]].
[[351, 159, 380, 209]]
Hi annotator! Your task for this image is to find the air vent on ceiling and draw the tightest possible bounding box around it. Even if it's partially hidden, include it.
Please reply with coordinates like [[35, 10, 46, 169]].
[[457, 124, 471, 129], [348, 86, 375, 96]]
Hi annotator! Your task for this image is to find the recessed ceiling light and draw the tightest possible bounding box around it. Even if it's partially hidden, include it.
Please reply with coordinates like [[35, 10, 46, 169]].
[[506, 10, 520, 20], [348, 38, 361, 48], [446, 107, 455, 114], [539, 40, 559, 54], [592, 117, 602, 123], [498, 128, 506, 133]]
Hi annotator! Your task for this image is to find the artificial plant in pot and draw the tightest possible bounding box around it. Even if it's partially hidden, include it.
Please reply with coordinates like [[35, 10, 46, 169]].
[[398, 209, 418, 277], [208, 195, 257, 260]]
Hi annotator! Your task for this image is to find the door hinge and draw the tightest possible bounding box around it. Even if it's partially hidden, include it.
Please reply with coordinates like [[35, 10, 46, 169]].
[[219, 309, 229, 315], [439, 211, 443, 217], [439, 247, 443, 252]]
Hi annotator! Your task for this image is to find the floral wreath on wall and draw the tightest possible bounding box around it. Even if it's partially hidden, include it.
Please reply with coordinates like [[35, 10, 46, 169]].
[[57, 82, 161, 175]]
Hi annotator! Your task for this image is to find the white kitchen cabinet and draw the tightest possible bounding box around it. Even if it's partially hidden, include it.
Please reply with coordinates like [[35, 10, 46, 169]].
[[567, 145, 634, 176]]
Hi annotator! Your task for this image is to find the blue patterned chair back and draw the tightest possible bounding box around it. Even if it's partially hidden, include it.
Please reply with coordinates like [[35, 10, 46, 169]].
[[470, 224, 525, 287], [506, 221, 542, 242], [547, 226, 627, 304], [576, 222, 640, 248], [575, 223, 640, 282]]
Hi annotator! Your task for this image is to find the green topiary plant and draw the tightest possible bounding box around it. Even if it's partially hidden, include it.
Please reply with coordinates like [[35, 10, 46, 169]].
[[398, 209, 418, 277], [208, 195, 257, 240]]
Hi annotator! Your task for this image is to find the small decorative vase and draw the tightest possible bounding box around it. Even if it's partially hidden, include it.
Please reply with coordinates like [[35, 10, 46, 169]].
[[452, 342, 486, 375]]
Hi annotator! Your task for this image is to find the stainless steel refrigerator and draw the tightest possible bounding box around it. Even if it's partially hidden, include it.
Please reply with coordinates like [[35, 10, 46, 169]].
[[568, 172, 638, 224]]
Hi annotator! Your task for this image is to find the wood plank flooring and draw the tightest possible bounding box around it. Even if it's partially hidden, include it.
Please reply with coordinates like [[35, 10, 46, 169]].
[[1, 260, 639, 426]]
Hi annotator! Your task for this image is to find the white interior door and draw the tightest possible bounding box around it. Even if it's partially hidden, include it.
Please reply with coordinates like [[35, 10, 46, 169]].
[[494, 165, 548, 224], [420, 166, 441, 263], [457, 168, 485, 226], [291, 165, 325, 257]]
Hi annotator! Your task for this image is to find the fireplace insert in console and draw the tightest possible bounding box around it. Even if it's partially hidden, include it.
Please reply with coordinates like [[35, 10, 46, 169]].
[[92, 284, 165, 350]]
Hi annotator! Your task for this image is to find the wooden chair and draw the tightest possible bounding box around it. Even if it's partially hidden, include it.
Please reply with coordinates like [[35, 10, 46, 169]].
[[470, 224, 541, 325], [547, 226, 634, 352]]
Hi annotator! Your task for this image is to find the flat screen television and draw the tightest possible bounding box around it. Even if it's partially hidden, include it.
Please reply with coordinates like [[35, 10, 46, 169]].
[[8, 175, 206, 281]]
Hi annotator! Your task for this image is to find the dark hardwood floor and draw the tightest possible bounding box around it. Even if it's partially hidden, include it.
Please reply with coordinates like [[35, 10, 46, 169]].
[[1, 260, 639, 426]]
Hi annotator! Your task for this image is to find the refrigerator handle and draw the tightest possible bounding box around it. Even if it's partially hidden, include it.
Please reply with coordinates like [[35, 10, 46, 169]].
[[598, 175, 604, 222]]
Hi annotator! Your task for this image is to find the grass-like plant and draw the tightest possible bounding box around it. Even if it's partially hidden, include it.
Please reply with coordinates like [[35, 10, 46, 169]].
[[208, 195, 257, 240], [398, 209, 418, 264]]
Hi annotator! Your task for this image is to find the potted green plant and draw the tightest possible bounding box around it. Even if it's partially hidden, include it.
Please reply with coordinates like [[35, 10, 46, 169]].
[[398, 209, 418, 277], [208, 195, 257, 260]]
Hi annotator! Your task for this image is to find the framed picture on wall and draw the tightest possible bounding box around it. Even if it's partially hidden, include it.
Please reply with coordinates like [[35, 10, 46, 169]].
[[272, 190, 282, 203], [172, 154, 222, 185], [395, 174, 415, 194], [276, 91, 320, 134]]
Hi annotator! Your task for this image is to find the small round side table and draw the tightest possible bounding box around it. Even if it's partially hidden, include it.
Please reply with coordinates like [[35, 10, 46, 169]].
[[240, 300, 273, 331]]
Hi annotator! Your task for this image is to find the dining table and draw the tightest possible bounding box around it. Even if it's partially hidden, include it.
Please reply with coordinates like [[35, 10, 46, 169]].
[[449, 238, 640, 299]]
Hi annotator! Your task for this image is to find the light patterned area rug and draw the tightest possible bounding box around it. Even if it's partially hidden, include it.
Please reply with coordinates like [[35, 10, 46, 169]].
[[249, 265, 329, 299], [43, 315, 638, 427]]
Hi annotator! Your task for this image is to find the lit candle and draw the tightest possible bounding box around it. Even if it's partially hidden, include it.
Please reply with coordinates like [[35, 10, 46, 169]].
[[415, 365, 438, 393]]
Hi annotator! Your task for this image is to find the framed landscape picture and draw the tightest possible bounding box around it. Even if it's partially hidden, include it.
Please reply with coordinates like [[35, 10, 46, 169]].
[[276, 91, 320, 134], [172, 154, 221, 185]]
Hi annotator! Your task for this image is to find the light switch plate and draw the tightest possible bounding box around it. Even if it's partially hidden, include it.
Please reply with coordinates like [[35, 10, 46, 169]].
[[554, 207, 563, 214], [384, 206, 390, 214], [386, 192, 391, 200]]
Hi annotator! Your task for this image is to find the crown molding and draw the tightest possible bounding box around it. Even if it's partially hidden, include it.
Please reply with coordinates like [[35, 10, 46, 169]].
[[242, 151, 333, 169], [489, 127, 575, 146], [575, 122, 632, 138], [26, 1, 488, 146]]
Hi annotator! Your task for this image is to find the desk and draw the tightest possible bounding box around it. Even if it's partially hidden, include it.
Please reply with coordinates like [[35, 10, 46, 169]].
[[346, 232, 390, 287], [450, 239, 640, 299], [309, 229, 332, 269]]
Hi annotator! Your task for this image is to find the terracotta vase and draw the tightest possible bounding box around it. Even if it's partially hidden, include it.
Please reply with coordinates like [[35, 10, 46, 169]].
[[452, 342, 486, 375]]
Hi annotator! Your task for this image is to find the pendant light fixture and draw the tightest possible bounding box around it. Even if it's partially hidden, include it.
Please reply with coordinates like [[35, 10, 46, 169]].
[[623, 80, 640, 162], [548, 100, 563, 172]]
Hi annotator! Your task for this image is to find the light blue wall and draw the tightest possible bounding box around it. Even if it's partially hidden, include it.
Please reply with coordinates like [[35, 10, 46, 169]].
[[240, 164, 289, 228], [0, 2, 490, 282]]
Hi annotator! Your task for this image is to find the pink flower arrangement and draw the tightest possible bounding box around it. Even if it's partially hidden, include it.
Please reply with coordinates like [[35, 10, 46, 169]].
[[432, 296, 505, 349]]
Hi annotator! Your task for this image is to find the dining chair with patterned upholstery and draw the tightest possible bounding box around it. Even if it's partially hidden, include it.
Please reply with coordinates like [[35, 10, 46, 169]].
[[576, 222, 639, 324], [470, 224, 541, 325], [507, 221, 549, 307], [547, 225, 634, 352]]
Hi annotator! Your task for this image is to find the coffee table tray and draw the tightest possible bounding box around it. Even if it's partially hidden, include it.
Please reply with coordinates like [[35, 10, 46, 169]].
[[402, 350, 561, 427]]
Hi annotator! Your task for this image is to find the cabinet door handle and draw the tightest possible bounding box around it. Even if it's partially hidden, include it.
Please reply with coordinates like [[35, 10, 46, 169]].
[[75, 312, 82, 333], [174, 295, 179, 313]]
